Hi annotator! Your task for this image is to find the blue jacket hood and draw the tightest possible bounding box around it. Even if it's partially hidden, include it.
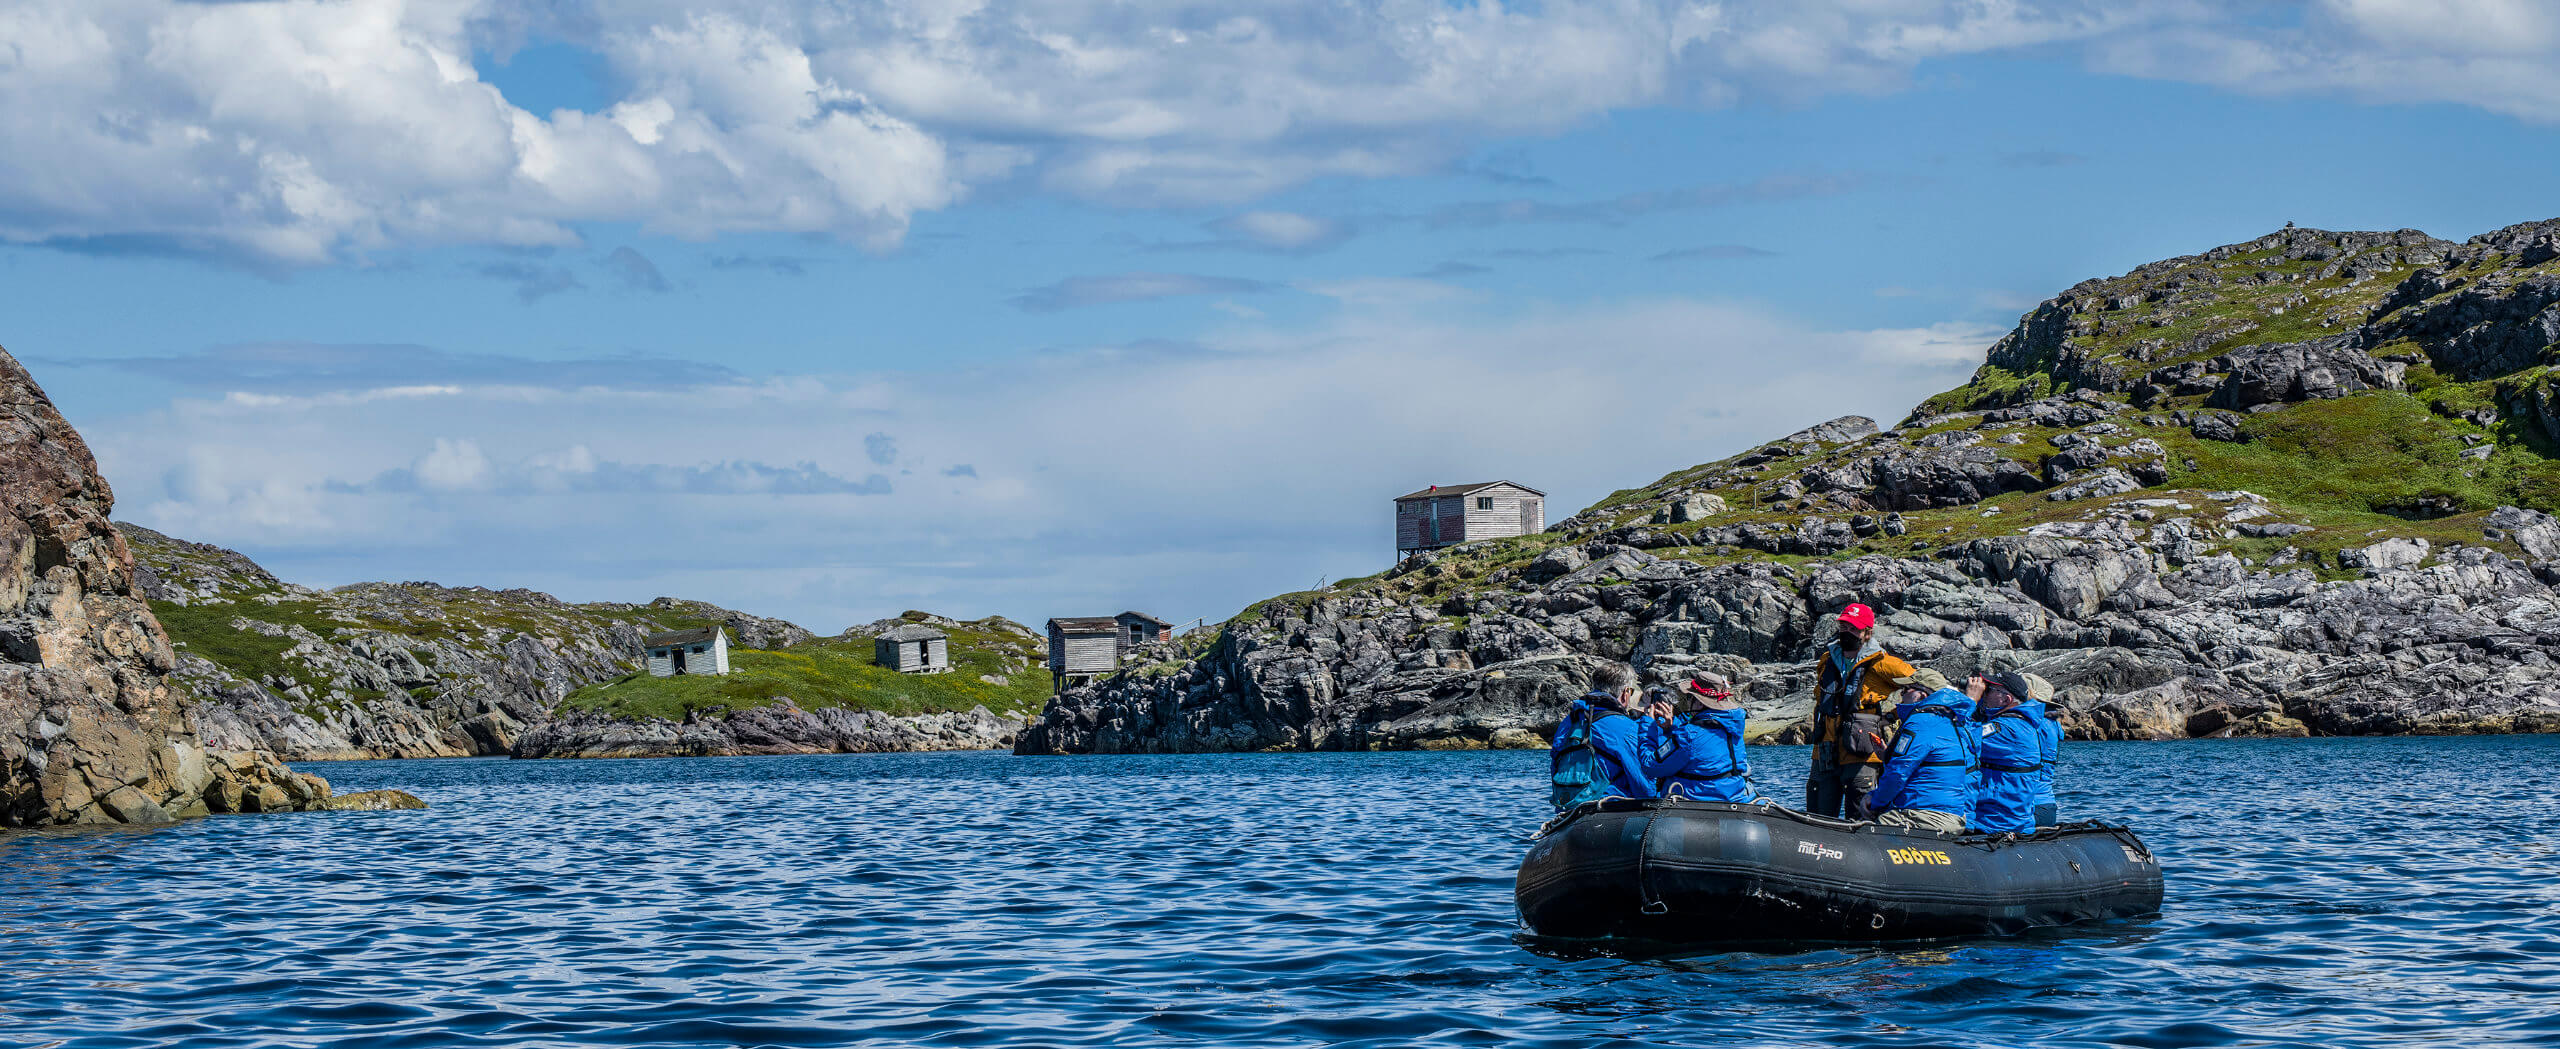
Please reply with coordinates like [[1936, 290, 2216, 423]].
[[1895, 687, 1977, 723]]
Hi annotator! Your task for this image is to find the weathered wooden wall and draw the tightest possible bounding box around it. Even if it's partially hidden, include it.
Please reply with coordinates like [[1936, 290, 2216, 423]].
[[1048, 627, 1118, 674]]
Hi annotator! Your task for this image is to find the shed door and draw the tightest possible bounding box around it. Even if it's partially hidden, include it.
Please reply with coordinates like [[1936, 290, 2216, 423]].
[[673, 648, 688, 674]]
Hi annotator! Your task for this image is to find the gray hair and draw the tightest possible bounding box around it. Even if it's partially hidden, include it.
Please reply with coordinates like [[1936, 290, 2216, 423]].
[[1589, 663, 1638, 694]]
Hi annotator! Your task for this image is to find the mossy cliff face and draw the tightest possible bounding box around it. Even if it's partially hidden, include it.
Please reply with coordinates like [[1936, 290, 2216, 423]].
[[1021, 219, 2560, 755], [0, 346, 359, 826]]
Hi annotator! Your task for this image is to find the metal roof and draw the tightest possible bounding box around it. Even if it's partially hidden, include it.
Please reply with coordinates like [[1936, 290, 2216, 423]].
[[1117, 611, 1173, 627], [876, 624, 946, 641], [644, 626, 719, 647], [1048, 617, 1119, 633], [1392, 480, 1545, 502]]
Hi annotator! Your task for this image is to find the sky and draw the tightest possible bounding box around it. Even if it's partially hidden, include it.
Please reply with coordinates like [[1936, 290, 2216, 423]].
[[4, 0, 2560, 633]]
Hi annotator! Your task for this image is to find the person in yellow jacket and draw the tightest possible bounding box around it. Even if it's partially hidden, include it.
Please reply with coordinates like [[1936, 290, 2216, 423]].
[[1804, 603, 1915, 820]]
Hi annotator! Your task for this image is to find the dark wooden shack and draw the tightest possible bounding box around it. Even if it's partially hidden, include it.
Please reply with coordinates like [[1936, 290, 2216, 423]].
[[1395, 481, 1545, 556], [1047, 617, 1120, 687], [874, 623, 949, 674]]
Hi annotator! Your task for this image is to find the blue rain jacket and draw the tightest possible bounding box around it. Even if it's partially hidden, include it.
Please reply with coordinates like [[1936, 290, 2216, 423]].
[[1638, 708, 1755, 803], [1870, 688, 1979, 818], [1972, 701, 2049, 834], [1549, 693, 1656, 804]]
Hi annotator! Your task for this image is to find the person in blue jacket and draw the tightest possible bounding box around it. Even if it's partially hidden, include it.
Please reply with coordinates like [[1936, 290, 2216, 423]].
[[1969, 670, 2049, 835], [2021, 672, 2063, 826], [1637, 674, 1764, 804], [1866, 668, 1978, 833], [1549, 663, 1655, 811]]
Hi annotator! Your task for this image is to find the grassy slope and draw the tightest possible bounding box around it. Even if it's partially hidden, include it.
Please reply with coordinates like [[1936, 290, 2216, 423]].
[[562, 619, 1052, 721]]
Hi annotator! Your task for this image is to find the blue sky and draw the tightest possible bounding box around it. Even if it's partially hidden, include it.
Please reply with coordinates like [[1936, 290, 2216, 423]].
[[4, 0, 2558, 632]]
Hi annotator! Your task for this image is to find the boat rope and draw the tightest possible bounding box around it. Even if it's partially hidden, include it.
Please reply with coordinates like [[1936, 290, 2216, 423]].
[[1635, 814, 1668, 915]]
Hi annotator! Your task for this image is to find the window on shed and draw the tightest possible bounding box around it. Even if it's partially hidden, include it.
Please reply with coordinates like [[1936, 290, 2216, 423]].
[[692, 645, 706, 654], [1476, 496, 1493, 510]]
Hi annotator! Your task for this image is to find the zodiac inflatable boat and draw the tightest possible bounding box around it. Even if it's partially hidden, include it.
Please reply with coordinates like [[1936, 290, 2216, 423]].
[[1515, 799, 2163, 945]]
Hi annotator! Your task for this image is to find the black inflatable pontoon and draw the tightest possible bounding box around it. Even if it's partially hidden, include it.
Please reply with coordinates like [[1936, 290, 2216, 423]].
[[1515, 799, 2163, 945]]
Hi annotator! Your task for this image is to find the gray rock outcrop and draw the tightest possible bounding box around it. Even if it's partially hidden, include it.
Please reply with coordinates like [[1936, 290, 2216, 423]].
[[0, 346, 393, 826], [1020, 507, 2560, 754]]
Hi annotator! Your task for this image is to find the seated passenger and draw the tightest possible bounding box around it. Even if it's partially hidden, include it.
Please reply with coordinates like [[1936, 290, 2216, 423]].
[[1969, 670, 2047, 835], [1549, 663, 1656, 811], [1637, 674, 1764, 804], [1865, 668, 1978, 834], [2022, 672, 2063, 826]]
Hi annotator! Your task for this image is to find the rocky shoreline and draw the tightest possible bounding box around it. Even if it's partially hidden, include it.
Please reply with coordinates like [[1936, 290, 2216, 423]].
[[1019, 506, 2560, 755], [511, 703, 1025, 759]]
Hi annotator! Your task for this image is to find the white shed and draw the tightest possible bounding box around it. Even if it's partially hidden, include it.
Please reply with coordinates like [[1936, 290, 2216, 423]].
[[644, 626, 730, 677], [875, 623, 950, 674]]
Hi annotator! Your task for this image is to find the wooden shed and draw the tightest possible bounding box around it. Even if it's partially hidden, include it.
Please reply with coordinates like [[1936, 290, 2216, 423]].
[[874, 623, 949, 674], [1116, 611, 1174, 652], [644, 626, 730, 677], [1395, 481, 1545, 556], [1047, 617, 1120, 687]]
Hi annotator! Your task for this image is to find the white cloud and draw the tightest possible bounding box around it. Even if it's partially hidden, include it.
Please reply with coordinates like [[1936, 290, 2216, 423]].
[[415, 437, 492, 490], [87, 293, 1988, 629], [2090, 1, 2560, 120], [1208, 211, 1348, 252], [45, 2, 2560, 263], [0, 0, 954, 265]]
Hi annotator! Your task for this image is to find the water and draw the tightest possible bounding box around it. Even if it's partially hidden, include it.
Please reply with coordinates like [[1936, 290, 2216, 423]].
[[3, 738, 2557, 1048]]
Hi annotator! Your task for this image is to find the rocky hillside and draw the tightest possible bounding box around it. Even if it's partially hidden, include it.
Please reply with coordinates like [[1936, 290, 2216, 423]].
[[511, 612, 1045, 757], [1019, 219, 2560, 754], [0, 347, 411, 826], [131, 528, 1037, 760], [127, 524, 817, 761]]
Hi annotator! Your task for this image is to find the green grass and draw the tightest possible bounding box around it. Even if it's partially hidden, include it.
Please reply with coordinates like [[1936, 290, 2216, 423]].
[[2174, 391, 2555, 518], [563, 622, 1051, 721], [1920, 364, 2060, 415], [151, 598, 392, 710]]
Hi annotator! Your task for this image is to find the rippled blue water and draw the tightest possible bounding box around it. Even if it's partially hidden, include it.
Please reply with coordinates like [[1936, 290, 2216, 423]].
[[4, 737, 2558, 1048]]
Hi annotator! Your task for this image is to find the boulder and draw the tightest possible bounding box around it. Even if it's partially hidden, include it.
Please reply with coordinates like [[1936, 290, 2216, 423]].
[[2208, 340, 2401, 409], [2486, 506, 2560, 562], [1669, 492, 1727, 523], [2340, 537, 2431, 572], [2044, 468, 2143, 502], [1784, 416, 1881, 445], [1523, 546, 1590, 584], [317, 789, 429, 811]]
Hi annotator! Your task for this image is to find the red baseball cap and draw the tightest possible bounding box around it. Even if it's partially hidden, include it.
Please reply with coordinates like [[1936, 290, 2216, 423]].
[[1836, 603, 1876, 631]]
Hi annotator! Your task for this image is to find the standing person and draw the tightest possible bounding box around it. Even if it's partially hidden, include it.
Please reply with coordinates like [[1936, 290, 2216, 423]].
[[1805, 603, 1915, 819], [2021, 672, 2063, 826], [1970, 671, 2046, 835], [1637, 674, 1763, 804], [1549, 663, 1656, 812], [1866, 669, 1979, 834]]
